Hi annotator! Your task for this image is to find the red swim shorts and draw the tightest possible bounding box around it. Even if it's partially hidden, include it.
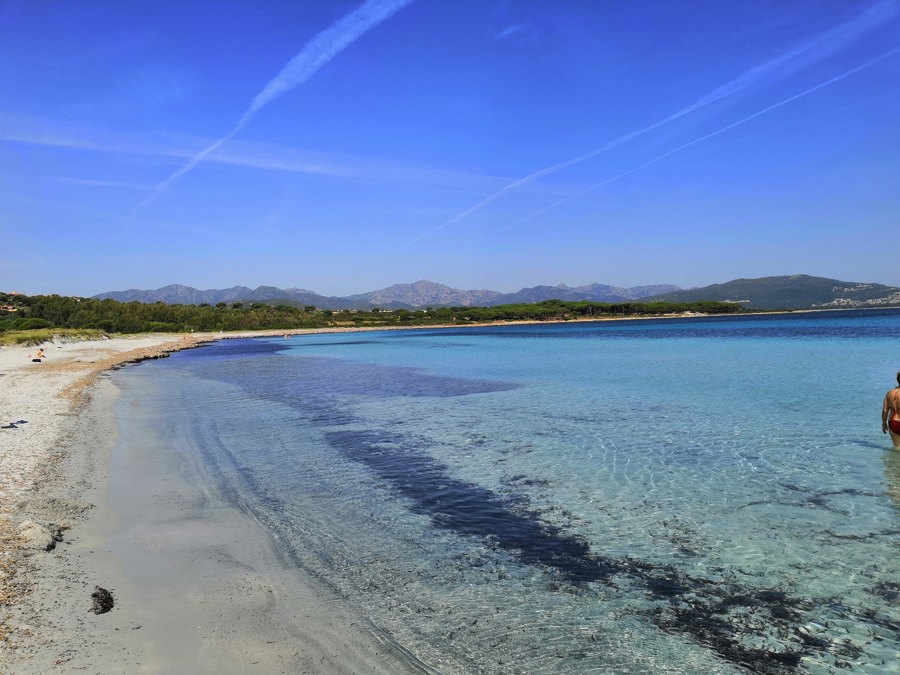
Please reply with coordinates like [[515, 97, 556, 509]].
[[888, 419, 900, 434]]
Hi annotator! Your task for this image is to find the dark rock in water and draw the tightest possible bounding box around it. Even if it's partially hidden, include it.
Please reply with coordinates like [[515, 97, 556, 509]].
[[90, 586, 114, 614]]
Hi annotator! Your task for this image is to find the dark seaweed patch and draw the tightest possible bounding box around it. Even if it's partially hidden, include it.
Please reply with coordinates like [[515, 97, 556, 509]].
[[326, 430, 620, 583], [741, 485, 885, 516], [505, 474, 551, 488], [181, 338, 285, 361], [289, 358, 519, 398], [192, 349, 520, 400], [296, 339, 386, 347], [323, 428, 871, 673], [867, 580, 899, 603]]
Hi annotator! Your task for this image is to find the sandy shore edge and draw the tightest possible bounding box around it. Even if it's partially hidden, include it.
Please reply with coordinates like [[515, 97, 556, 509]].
[[0, 331, 431, 673]]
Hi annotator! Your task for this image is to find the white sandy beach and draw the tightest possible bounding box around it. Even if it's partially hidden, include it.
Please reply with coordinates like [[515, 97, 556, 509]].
[[0, 333, 429, 674]]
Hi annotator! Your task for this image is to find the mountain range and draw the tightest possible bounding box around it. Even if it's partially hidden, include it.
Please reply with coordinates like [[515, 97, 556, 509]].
[[93, 275, 900, 311], [94, 280, 680, 310]]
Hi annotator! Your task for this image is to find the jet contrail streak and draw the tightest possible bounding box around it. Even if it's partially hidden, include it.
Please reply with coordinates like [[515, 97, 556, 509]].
[[134, 0, 414, 215], [504, 47, 900, 231], [410, 0, 896, 243], [132, 132, 238, 214], [237, 0, 414, 130]]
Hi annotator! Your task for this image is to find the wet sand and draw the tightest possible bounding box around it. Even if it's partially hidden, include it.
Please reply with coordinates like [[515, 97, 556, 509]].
[[0, 333, 429, 673]]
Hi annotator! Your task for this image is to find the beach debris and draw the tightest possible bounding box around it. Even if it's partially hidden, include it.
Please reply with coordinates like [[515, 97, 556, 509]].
[[16, 519, 56, 551], [90, 586, 114, 614]]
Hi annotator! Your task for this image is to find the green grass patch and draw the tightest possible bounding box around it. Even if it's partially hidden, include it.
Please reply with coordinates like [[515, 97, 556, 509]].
[[0, 328, 107, 347]]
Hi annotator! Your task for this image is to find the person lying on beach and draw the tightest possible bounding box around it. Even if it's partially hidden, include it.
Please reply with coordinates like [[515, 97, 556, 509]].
[[881, 370, 900, 449]]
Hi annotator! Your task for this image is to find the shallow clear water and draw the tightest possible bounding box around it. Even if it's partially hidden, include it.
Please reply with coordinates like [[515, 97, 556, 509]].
[[112, 311, 900, 674]]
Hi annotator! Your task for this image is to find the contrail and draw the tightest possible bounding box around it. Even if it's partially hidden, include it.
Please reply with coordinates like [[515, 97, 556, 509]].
[[134, 0, 414, 214], [410, 0, 896, 243], [504, 47, 900, 231]]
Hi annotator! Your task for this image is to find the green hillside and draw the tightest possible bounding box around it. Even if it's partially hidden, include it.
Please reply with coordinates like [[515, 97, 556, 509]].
[[651, 275, 900, 310]]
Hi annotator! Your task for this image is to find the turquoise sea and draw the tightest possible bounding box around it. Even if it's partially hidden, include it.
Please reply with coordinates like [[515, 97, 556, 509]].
[[111, 311, 900, 674]]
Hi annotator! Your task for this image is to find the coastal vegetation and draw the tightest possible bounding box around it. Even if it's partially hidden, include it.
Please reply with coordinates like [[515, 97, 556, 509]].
[[0, 327, 105, 347], [0, 291, 742, 337]]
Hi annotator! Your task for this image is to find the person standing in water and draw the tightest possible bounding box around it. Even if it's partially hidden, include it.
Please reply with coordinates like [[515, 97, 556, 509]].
[[882, 371, 900, 448]]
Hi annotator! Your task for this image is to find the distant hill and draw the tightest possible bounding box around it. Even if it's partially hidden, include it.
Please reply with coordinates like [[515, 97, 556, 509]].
[[97, 283, 345, 309], [343, 280, 503, 309], [494, 283, 679, 305], [93, 280, 679, 310], [650, 275, 900, 309]]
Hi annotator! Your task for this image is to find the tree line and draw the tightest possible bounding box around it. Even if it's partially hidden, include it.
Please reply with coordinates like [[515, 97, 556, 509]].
[[0, 292, 743, 334]]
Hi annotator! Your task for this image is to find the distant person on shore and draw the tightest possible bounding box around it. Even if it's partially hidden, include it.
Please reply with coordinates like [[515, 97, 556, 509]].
[[29, 348, 45, 362], [881, 371, 900, 449]]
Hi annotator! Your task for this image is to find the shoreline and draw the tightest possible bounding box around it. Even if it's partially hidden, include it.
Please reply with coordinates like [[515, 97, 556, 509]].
[[1, 307, 892, 670], [0, 332, 430, 673]]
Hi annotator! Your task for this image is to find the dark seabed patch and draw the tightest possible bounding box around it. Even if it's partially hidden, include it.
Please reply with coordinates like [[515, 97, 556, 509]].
[[185, 345, 521, 400], [322, 427, 886, 673]]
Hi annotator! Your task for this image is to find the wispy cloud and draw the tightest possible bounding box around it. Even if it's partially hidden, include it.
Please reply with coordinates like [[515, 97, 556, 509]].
[[0, 115, 353, 178], [0, 113, 512, 196], [504, 46, 900, 231], [41, 176, 149, 190], [411, 0, 898, 243], [0, 114, 121, 153], [134, 0, 415, 214], [495, 24, 526, 41]]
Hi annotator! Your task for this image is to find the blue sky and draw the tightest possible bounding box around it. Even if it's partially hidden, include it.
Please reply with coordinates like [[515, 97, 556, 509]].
[[2, 1, 898, 297]]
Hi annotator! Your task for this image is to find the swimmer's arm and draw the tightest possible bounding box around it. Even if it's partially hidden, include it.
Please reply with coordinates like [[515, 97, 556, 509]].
[[883, 396, 890, 433]]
